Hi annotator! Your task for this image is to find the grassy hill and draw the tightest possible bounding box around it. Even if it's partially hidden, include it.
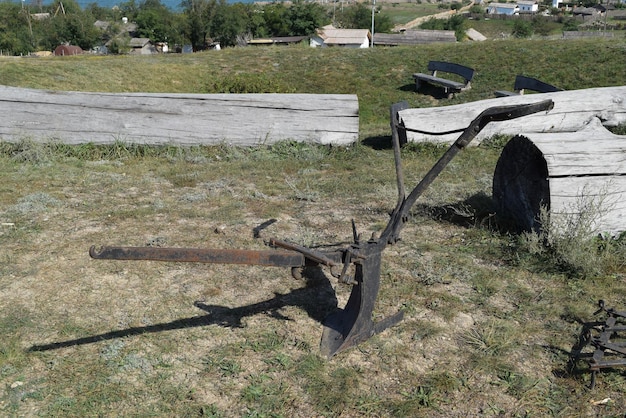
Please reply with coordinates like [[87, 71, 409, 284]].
[[1, 37, 625, 138], [1, 38, 626, 417]]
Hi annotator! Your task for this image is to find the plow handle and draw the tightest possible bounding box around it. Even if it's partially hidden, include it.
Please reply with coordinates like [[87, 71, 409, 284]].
[[383, 99, 554, 244]]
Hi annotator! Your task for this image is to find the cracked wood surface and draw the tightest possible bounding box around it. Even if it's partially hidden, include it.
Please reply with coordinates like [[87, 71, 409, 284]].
[[399, 86, 626, 145], [0, 86, 359, 146]]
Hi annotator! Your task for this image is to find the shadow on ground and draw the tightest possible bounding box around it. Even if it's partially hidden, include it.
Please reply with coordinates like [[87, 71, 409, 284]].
[[29, 267, 338, 352]]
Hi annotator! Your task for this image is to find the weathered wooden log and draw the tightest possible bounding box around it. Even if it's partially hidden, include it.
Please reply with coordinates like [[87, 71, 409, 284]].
[[398, 86, 626, 145], [493, 118, 626, 236], [0, 85, 359, 146]]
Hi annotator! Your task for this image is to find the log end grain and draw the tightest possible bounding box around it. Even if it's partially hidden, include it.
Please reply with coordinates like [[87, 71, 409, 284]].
[[493, 135, 550, 232]]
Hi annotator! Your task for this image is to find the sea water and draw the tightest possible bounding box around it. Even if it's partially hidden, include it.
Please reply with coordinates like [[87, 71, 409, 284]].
[[16, 0, 257, 12]]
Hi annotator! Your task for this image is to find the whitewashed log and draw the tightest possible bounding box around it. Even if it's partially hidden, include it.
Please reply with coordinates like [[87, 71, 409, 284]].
[[0, 85, 359, 146], [493, 119, 626, 236], [399, 86, 626, 145]]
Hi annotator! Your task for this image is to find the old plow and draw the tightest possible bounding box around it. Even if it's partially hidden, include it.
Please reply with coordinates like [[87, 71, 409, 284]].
[[90, 99, 554, 358]]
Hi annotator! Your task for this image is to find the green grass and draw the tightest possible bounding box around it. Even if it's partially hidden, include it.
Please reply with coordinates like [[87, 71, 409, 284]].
[[381, 2, 444, 25], [1, 38, 626, 416]]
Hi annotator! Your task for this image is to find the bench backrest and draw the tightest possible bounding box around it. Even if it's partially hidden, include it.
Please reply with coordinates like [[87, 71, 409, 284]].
[[513, 75, 563, 94], [427, 61, 475, 82]]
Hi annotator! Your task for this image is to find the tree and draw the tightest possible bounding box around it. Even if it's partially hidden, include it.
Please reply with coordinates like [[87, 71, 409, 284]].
[[335, 2, 392, 34], [38, 0, 101, 50], [262, 2, 290, 37], [210, 2, 249, 47], [420, 14, 467, 41], [336, 2, 371, 29], [246, 4, 267, 38], [0, 2, 34, 55], [181, 0, 217, 50], [133, 0, 183, 44], [288, 0, 329, 36], [118, 0, 140, 20]]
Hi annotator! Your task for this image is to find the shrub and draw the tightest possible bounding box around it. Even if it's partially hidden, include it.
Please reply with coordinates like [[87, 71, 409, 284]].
[[512, 20, 533, 38]]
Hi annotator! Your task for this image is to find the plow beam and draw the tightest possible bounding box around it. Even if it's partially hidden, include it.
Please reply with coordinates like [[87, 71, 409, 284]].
[[89, 245, 306, 267]]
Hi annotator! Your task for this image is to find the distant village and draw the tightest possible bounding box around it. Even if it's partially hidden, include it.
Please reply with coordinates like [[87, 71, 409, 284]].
[[31, 0, 626, 57]]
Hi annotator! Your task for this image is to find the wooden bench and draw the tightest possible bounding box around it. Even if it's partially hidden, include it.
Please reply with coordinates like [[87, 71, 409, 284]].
[[495, 75, 563, 97], [413, 61, 475, 98]]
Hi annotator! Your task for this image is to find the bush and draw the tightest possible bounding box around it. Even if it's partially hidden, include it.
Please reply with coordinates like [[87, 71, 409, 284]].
[[512, 20, 533, 38], [515, 198, 626, 279]]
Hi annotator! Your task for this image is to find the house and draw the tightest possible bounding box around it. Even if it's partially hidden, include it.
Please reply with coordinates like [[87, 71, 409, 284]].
[[518, 0, 539, 13], [54, 45, 83, 56], [94, 20, 110, 31], [487, 3, 519, 15], [572, 6, 600, 20], [129, 38, 157, 55], [310, 25, 371, 48]]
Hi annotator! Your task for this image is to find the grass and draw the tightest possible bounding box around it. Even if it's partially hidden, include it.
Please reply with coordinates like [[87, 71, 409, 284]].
[[1, 37, 625, 139], [1, 38, 626, 416], [381, 2, 445, 26]]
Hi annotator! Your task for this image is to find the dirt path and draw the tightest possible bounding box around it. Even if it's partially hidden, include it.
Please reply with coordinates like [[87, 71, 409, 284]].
[[392, 1, 475, 32]]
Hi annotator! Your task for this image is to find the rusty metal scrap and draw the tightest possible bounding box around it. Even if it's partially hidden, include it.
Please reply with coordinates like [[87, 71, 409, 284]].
[[570, 300, 626, 389]]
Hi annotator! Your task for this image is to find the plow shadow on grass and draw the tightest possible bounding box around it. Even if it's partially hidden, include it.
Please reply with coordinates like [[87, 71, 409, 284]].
[[29, 267, 338, 352]]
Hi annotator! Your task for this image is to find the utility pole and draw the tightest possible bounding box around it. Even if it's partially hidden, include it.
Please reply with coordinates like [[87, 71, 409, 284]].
[[370, 0, 375, 48]]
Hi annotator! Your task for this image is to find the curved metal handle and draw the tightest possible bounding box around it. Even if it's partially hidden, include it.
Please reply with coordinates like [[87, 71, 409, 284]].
[[383, 99, 554, 244]]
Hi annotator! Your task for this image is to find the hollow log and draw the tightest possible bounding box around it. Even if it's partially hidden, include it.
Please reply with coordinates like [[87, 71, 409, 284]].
[[493, 118, 626, 237], [0, 86, 359, 146], [398, 86, 626, 145]]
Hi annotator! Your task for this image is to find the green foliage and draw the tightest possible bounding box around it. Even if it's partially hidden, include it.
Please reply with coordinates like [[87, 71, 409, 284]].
[[469, 4, 486, 14], [107, 33, 131, 54], [210, 2, 249, 47], [181, 0, 217, 50], [420, 14, 467, 40], [514, 203, 626, 279], [135, 0, 183, 44], [0, 3, 34, 55], [512, 20, 533, 38], [334, 2, 393, 34], [40, 0, 101, 50], [450, 2, 463, 11], [287, 0, 330, 36], [335, 2, 372, 29], [562, 17, 579, 31], [259, 3, 290, 37]]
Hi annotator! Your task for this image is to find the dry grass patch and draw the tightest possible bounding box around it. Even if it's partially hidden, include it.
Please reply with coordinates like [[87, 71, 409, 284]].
[[2, 140, 626, 416]]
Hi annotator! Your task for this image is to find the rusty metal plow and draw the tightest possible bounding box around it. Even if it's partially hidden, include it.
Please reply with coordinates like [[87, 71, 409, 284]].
[[569, 300, 626, 389], [89, 99, 554, 359]]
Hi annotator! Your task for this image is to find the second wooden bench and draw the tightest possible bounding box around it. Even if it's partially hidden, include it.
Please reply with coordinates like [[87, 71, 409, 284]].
[[494, 75, 563, 97], [413, 61, 475, 98]]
